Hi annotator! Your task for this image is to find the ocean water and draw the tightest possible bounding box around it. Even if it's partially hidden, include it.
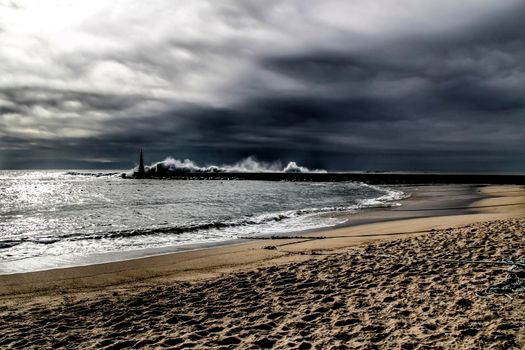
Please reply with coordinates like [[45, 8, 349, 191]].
[[0, 170, 406, 273]]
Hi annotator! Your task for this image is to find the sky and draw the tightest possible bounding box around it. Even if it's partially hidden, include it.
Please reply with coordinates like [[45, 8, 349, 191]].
[[0, 0, 524, 172]]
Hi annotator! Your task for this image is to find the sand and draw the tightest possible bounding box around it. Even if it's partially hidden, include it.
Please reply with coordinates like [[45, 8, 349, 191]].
[[0, 185, 524, 349]]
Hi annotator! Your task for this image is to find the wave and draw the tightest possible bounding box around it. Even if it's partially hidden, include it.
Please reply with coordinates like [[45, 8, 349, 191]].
[[65, 171, 120, 177], [135, 156, 326, 176], [358, 183, 408, 206], [61, 157, 325, 178], [0, 240, 23, 249], [0, 186, 407, 248], [0, 237, 60, 249]]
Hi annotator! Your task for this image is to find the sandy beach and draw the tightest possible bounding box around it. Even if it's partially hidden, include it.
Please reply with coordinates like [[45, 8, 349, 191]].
[[1, 184, 524, 349]]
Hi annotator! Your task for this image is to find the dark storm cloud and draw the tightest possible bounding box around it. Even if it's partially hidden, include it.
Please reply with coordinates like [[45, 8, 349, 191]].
[[0, 0, 524, 171]]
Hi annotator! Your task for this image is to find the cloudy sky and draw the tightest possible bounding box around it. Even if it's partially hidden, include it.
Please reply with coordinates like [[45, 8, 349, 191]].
[[0, 0, 524, 172]]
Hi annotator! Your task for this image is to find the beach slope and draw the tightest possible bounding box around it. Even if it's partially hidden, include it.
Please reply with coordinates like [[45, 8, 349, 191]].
[[0, 185, 524, 349]]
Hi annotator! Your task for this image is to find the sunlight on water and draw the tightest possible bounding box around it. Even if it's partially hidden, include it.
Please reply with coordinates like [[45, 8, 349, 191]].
[[0, 170, 406, 272]]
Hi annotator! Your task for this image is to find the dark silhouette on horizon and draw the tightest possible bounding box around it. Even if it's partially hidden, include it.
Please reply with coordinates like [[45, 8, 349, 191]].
[[125, 152, 524, 184], [133, 149, 147, 179]]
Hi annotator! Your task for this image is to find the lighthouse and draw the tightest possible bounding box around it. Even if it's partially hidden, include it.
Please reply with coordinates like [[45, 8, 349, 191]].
[[134, 149, 147, 178]]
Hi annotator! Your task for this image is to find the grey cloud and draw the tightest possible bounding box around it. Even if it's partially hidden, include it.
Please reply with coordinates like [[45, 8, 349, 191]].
[[0, 87, 151, 112], [0, 0, 524, 172]]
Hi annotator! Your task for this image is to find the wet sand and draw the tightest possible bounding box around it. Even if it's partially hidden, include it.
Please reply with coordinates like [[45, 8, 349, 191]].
[[0, 185, 524, 349]]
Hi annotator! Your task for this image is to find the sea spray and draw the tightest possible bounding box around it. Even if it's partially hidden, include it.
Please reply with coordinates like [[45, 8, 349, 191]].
[[142, 156, 326, 174]]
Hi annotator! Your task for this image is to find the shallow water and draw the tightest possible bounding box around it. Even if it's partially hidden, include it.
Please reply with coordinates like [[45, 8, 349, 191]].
[[0, 170, 406, 272]]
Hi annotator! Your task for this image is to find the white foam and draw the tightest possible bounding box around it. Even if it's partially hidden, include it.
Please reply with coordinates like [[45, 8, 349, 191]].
[[145, 156, 326, 174]]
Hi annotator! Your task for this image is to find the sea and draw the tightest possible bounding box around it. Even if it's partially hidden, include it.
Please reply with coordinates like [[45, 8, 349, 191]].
[[0, 170, 407, 273]]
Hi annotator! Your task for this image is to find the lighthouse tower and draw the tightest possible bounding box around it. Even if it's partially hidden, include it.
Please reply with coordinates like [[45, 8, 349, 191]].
[[135, 149, 146, 178]]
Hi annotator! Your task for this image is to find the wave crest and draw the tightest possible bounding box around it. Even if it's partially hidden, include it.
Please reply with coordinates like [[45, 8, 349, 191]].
[[144, 156, 326, 175], [0, 186, 406, 249]]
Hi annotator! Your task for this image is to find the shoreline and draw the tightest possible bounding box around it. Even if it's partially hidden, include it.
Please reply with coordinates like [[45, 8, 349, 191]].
[[1, 184, 523, 299], [0, 185, 523, 349], [0, 184, 474, 276], [0, 183, 423, 275]]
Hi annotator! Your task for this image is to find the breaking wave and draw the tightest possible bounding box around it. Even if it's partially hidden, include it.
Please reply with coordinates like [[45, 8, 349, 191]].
[[61, 157, 325, 178], [139, 156, 326, 175], [1, 186, 406, 249]]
